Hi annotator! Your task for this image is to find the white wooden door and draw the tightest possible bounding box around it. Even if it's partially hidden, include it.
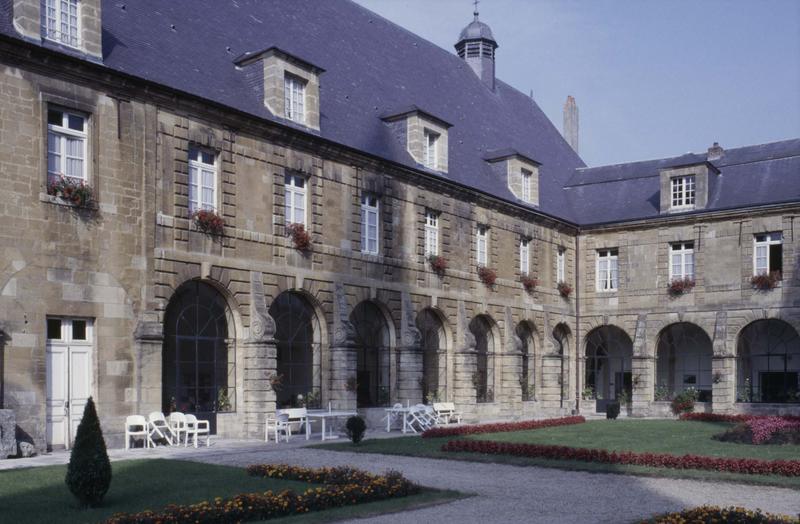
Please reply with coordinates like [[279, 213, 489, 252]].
[[46, 318, 93, 449]]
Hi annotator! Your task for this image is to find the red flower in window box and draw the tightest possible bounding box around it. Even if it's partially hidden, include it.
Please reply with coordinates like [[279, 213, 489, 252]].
[[427, 255, 447, 275], [477, 266, 497, 287], [521, 275, 538, 292], [667, 277, 696, 297], [751, 271, 781, 291], [192, 209, 224, 236], [557, 281, 572, 298], [47, 175, 95, 208], [286, 223, 312, 252]]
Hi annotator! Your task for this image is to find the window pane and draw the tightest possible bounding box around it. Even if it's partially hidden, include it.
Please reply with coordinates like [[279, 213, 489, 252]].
[[201, 151, 214, 165], [48, 109, 63, 126], [47, 318, 62, 340], [202, 169, 214, 188], [67, 114, 84, 132], [72, 320, 86, 340]]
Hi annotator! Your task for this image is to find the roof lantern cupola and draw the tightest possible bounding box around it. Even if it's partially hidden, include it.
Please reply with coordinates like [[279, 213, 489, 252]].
[[455, 1, 498, 90]]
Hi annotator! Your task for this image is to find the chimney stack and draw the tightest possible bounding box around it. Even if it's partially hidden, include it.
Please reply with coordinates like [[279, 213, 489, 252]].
[[563, 96, 579, 154], [707, 142, 724, 161]]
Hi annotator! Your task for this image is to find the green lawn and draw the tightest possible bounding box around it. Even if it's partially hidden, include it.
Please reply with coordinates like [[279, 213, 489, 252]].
[[315, 420, 800, 489], [0, 459, 463, 524]]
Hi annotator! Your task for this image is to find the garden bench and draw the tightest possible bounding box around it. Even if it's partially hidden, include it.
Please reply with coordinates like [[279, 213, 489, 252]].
[[433, 402, 462, 424]]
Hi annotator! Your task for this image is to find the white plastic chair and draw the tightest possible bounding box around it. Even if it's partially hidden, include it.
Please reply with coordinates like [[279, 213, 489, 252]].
[[265, 411, 292, 443], [168, 412, 188, 446], [124, 415, 149, 450], [185, 414, 211, 447], [147, 411, 175, 446]]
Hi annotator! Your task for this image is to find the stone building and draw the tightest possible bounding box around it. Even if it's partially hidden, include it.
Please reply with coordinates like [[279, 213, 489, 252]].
[[0, 0, 797, 451]]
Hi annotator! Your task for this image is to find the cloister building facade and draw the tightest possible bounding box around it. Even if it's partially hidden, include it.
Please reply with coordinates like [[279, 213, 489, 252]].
[[0, 0, 797, 450]]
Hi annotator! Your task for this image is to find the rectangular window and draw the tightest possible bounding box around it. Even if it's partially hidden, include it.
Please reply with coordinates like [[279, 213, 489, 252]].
[[520, 238, 530, 275], [670, 242, 695, 281], [360, 193, 379, 255], [284, 74, 306, 124], [671, 175, 696, 209], [423, 129, 439, 170], [596, 249, 619, 292], [754, 232, 783, 277], [47, 107, 87, 184], [557, 247, 565, 283], [521, 169, 532, 202], [284, 173, 307, 226], [188, 148, 217, 213], [476, 225, 488, 266], [424, 210, 439, 257], [43, 0, 80, 48]]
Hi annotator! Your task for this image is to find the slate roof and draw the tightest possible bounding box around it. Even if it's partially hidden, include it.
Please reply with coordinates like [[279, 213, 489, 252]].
[[0, 0, 797, 226]]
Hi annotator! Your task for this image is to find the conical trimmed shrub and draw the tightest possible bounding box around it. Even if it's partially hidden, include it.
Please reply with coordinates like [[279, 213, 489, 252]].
[[65, 397, 112, 508]]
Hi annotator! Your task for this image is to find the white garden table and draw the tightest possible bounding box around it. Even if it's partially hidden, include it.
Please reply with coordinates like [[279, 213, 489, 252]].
[[383, 406, 415, 433], [306, 410, 357, 441]]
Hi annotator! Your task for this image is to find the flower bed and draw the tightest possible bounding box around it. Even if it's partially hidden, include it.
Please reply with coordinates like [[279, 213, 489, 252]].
[[680, 413, 800, 423], [105, 464, 420, 524], [421, 415, 585, 439], [714, 417, 800, 445], [440, 439, 800, 476], [642, 506, 799, 524]]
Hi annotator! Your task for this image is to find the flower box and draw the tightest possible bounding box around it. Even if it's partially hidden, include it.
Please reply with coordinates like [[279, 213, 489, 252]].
[[521, 275, 537, 292], [47, 176, 95, 209], [192, 209, 224, 236], [667, 277, 695, 297], [427, 255, 447, 275], [751, 271, 781, 291], [557, 281, 572, 298], [477, 266, 497, 287], [286, 222, 312, 252]]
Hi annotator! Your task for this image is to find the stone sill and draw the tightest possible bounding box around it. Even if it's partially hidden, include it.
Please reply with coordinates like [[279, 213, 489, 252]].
[[39, 192, 98, 212]]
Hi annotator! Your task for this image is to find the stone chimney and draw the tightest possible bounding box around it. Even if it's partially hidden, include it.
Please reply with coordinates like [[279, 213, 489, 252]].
[[12, 0, 102, 61], [563, 95, 579, 154], [707, 142, 724, 161]]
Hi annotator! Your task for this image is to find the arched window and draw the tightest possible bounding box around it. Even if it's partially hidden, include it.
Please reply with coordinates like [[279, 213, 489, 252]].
[[516, 323, 535, 401], [470, 315, 495, 403], [656, 323, 713, 402], [269, 292, 321, 408], [352, 302, 390, 407], [585, 326, 632, 412], [553, 323, 571, 404], [163, 281, 234, 433], [737, 319, 800, 403], [417, 309, 446, 403]]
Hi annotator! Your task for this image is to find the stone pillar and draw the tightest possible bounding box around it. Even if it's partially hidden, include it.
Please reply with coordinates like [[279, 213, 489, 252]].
[[712, 355, 735, 413], [133, 320, 164, 416], [330, 345, 357, 410], [0, 409, 16, 459], [454, 301, 477, 418], [242, 337, 276, 439], [540, 355, 565, 409], [397, 292, 423, 404], [631, 356, 653, 417]]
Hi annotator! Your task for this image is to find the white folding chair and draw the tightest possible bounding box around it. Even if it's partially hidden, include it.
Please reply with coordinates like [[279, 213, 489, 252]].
[[147, 411, 175, 446], [185, 414, 211, 448], [168, 412, 188, 446], [124, 415, 149, 450], [265, 411, 292, 443]]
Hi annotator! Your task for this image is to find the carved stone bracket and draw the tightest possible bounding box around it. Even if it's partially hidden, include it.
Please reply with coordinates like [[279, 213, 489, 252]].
[[333, 282, 357, 347], [713, 310, 729, 356], [632, 314, 647, 357], [248, 271, 275, 342], [457, 300, 476, 351], [134, 320, 163, 342], [401, 292, 421, 349]]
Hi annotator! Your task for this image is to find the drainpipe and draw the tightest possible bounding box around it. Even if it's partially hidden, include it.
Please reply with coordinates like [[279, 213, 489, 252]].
[[574, 233, 581, 415]]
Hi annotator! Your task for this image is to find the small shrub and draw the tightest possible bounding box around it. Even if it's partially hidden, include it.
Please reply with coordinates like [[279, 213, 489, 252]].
[[345, 416, 366, 444], [606, 401, 620, 420], [65, 397, 112, 508], [642, 505, 800, 524], [670, 387, 698, 415], [714, 417, 800, 445]]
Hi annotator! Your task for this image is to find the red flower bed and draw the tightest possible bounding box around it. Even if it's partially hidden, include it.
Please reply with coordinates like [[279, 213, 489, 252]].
[[642, 506, 800, 524], [680, 413, 800, 423], [421, 415, 585, 439], [441, 439, 800, 477]]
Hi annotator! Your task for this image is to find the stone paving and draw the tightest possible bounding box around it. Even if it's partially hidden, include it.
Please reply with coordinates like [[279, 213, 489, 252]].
[[2, 432, 799, 523]]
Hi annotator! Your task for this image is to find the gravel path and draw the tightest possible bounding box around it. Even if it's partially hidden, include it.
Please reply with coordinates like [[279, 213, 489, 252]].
[[186, 446, 800, 524]]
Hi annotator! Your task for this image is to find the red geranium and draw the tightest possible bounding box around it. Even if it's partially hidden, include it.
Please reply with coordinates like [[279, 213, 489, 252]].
[[477, 266, 497, 287], [192, 209, 225, 236], [428, 255, 447, 275], [286, 223, 312, 252], [521, 275, 537, 292]]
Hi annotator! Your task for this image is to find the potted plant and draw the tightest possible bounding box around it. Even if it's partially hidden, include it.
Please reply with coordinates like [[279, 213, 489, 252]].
[[47, 175, 96, 209], [286, 222, 312, 252], [477, 266, 497, 287], [521, 275, 537, 293], [670, 387, 698, 415], [427, 255, 447, 275], [667, 277, 696, 297], [751, 271, 780, 291], [557, 281, 572, 298], [192, 208, 225, 236]]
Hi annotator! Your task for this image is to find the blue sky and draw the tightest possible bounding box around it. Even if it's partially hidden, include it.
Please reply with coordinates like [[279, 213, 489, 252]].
[[353, 0, 800, 167]]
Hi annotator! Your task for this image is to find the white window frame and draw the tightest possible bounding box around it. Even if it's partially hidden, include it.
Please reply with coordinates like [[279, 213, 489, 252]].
[[424, 210, 439, 257], [520, 238, 530, 275], [476, 225, 489, 266], [521, 168, 532, 202], [596, 249, 619, 292], [669, 242, 695, 281], [284, 173, 307, 226], [557, 247, 565, 283], [360, 193, 380, 255], [188, 148, 217, 213], [671, 175, 696, 209], [284, 74, 306, 124], [47, 107, 88, 184], [423, 129, 439, 170], [753, 232, 783, 276], [42, 0, 81, 48]]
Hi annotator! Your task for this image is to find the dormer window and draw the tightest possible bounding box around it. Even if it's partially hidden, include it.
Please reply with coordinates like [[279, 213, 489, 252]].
[[284, 74, 306, 124], [424, 129, 439, 170], [42, 0, 80, 48], [521, 169, 532, 202], [671, 175, 695, 209]]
